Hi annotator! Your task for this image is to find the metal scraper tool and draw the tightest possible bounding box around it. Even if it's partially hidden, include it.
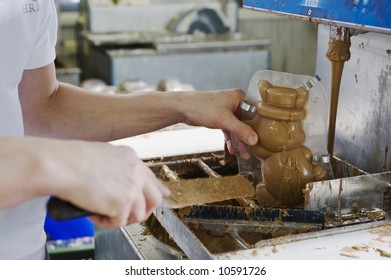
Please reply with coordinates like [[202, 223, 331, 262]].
[[304, 171, 391, 227], [47, 175, 255, 221]]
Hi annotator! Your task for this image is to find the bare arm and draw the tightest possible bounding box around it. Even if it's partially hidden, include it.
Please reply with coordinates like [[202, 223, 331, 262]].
[[18, 62, 257, 146], [0, 136, 170, 227], [18, 63, 183, 140]]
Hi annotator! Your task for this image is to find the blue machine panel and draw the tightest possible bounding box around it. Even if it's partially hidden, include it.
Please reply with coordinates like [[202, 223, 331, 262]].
[[243, 0, 391, 33]]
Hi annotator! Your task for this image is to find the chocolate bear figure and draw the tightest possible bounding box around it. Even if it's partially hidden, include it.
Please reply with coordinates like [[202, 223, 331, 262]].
[[246, 81, 326, 207]]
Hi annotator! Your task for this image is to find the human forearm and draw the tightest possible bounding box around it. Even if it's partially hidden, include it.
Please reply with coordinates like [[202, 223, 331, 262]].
[[0, 136, 170, 226], [0, 137, 64, 209], [48, 82, 186, 140], [21, 82, 185, 141], [19, 63, 258, 149]]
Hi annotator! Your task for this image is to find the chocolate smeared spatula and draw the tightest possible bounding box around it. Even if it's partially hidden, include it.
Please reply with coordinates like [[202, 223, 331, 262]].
[[47, 175, 255, 221]]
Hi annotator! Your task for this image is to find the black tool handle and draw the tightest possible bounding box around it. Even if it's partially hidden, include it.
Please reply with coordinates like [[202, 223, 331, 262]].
[[46, 197, 92, 221]]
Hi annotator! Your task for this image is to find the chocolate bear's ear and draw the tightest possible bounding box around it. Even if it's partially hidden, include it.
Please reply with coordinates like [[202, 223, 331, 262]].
[[258, 80, 272, 103]]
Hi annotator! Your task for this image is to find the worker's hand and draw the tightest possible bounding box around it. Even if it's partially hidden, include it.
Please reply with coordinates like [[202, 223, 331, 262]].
[[46, 140, 170, 228], [178, 88, 258, 159], [226, 132, 253, 160]]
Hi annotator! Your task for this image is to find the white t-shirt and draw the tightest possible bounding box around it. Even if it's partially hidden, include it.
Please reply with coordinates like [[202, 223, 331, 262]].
[[0, 0, 57, 259]]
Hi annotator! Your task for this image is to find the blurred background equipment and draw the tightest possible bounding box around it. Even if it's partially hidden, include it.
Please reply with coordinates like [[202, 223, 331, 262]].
[[77, 0, 270, 90], [55, 0, 82, 85]]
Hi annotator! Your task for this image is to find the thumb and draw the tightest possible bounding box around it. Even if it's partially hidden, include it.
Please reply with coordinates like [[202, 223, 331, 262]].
[[222, 113, 258, 147]]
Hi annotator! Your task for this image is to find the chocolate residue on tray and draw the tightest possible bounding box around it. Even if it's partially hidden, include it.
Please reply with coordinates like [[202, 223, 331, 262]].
[[376, 248, 391, 258], [340, 224, 391, 259]]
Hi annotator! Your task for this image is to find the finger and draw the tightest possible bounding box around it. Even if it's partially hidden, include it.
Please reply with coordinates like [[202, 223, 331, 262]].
[[218, 112, 258, 147], [224, 129, 252, 160], [223, 131, 235, 155], [156, 180, 171, 197], [236, 141, 252, 160], [128, 195, 147, 224], [142, 165, 171, 198], [142, 202, 160, 223], [88, 214, 125, 228], [144, 181, 164, 215]]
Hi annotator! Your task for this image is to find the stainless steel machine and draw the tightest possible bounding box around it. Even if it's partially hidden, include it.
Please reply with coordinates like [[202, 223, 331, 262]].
[[94, 0, 391, 260], [79, 0, 270, 90]]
